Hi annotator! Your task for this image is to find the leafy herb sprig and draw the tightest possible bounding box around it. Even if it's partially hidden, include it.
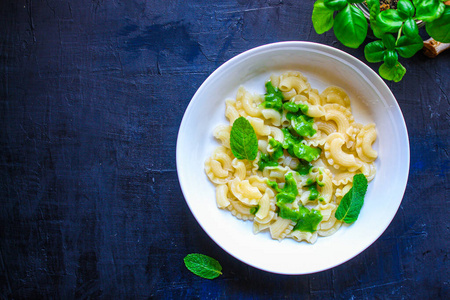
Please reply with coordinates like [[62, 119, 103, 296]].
[[335, 173, 368, 223], [184, 253, 222, 279], [312, 0, 450, 82], [230, 116, 258, 160]]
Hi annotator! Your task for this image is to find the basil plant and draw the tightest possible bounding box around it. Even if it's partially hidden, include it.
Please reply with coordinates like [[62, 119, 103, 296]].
[[312, 0, 450, 82]]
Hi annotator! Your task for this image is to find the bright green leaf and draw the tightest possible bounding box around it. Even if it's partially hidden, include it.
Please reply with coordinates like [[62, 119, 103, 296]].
[[347, 0, 365, 3], [367, 0, 384, 38], [397, 0, 415, 19], [376, 9, 403, 33], [364, 40, 385, 62], [379, 62, 406, 82], [335, 174, 368, 223], [382, 34, 396, 50], [396, 34, 423, 58], [230, 117, 258, 160], [324, 0, 348, 11], [184, 254, 222, 279], [312, 0, 335, 34], [414, 0, 445, 22], [402, 18, 418, 38], [334, 4, 368, 48], [426, 6, 450, 43], [384, 50, 398, 67]]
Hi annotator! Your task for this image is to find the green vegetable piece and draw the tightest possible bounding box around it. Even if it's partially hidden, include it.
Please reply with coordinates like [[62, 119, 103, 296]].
[[306, 177, 315, 185], [376, 9, 403, 33], [367, 0, 384, 38], [276, 193, 296, 205], [396, 34, 423, 58], [282, 127, 302, 156], [334, 4, 368, 49], [230, 117, 258, 160], [293, 143, 321, 162], [263, 81, 283, 112], [426, 6, 450, 43], [283, 173, 298, 196], [324, 0, 347, 11], [293, 207, 323, 233], [413, 0, 445, 23], [184, 254, 222, 279], [258, 139, 284, 170], [250, 205, 260, 215], [296, 160, 313, 175], [335, 174, 368, 223], [283, 102, 309, 114], [267, 179, 283, 193], [382, 34, 396, 50], [402, 18, 418, 38], [291, 115, 316, 137], [312, 0, 335, 34], [308, 184, 319, 200], [397, 0, 415, 19], [379, 61, 406, 82], [364, 40, 385, 63], [384, 50, 398, 68]]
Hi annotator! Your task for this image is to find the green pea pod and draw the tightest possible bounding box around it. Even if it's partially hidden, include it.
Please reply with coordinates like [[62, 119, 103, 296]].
[[397, 0, 415, 19], [396, 35, 423, 58], [383, 50, 398, 68], [402, 18, 418, 38], [324, 0, 348, 11], [312, 0, 335, 34], [334, 4, 368, 49], [426, 6, 450, 43], [382, 34, 396, 50], [376, 9, 403, 33], [364, 40, 385, 63], [413, 0, 445, 23], [379, 62, 406, 82]]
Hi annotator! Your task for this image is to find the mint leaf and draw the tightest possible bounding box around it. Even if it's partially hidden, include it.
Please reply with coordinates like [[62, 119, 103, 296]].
[[230, 117, 258, 160], [335, 174, 368, 223], [184, 254, 222, 279]]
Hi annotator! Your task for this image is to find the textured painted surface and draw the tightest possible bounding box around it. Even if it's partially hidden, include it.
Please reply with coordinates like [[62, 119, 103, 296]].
[[0, 0, 448, 298]]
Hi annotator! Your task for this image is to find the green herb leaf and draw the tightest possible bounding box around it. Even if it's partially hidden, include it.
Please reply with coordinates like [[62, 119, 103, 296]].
[[376, 9, 403, 33], [184, 254, 222, 279], [426, 6, 450, 43], [367, 0, 384, 38], [379, 61, 406, 82], [397, 0, 415, 19], [324, 0, 347, 11], [384, 49, 398, 67], [402, 18, 418, 38], [312, 0, 335, 34], [364, 40, 385, 63], [382, 34, 396, 50], [334, 4, 368, 48], [396, 34, 423, 58], [413, 0, 445, 22], [335, 174, 368, 223], [230, 116, 258, 160]]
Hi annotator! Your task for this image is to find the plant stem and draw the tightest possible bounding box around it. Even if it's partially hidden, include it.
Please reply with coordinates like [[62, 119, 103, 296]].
[[396, 26, 403, 44]]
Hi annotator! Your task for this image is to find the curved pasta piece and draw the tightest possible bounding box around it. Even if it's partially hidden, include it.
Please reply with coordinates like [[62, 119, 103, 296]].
[[315, 203, 337, 221], [225, 99, 240, 124], [323, 104, 354, 136], [317, 219, 342, 237], [360, 161, 376, 182], [255, 188, 275, 220], [231, 158, 247, 180], [253, 220, 272, 234], [237, 87, 262, 117], [229, 178, 262, 205], [268, 126, 284, 143], [269, 217, 295, 241], [356, 123, 378, 162], [288, 231, 318, 243], [248, 175, 269, 193], [317, 169, 333, 203], [261, 109, 282, 126], [335, 183, 352, 198], [216, 185, 231, 209], [320, 86, 351, 109], [291, 96, 325, 118], [227, 199, 254, 221], [213, 125, 231, 149], [247, 116, 271, 136], [324, 133, 362, 171], [332, 171, 356, 186]]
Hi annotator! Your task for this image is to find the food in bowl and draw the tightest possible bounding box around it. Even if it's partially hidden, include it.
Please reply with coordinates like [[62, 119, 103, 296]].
[[204, 71, 378, 243]]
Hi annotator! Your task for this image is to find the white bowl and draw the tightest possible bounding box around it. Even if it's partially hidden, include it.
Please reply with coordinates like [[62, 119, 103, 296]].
[[176, 42, 410, 275]]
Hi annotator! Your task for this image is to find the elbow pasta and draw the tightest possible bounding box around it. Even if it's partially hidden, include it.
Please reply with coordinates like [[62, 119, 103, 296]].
[[205, 71, 378, 244]]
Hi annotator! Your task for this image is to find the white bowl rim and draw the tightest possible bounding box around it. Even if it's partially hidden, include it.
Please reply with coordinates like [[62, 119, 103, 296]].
[[176, 41, 410, 275]]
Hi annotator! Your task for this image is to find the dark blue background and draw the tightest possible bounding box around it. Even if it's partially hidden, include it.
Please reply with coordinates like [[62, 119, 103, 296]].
[[1, 0, 449, 298]]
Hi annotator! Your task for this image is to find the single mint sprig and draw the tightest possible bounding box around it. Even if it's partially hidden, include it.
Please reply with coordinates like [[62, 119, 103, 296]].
[[230, 116, 258, 161], [184, 254, 222, 279], [335, 173, 368, 223]]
